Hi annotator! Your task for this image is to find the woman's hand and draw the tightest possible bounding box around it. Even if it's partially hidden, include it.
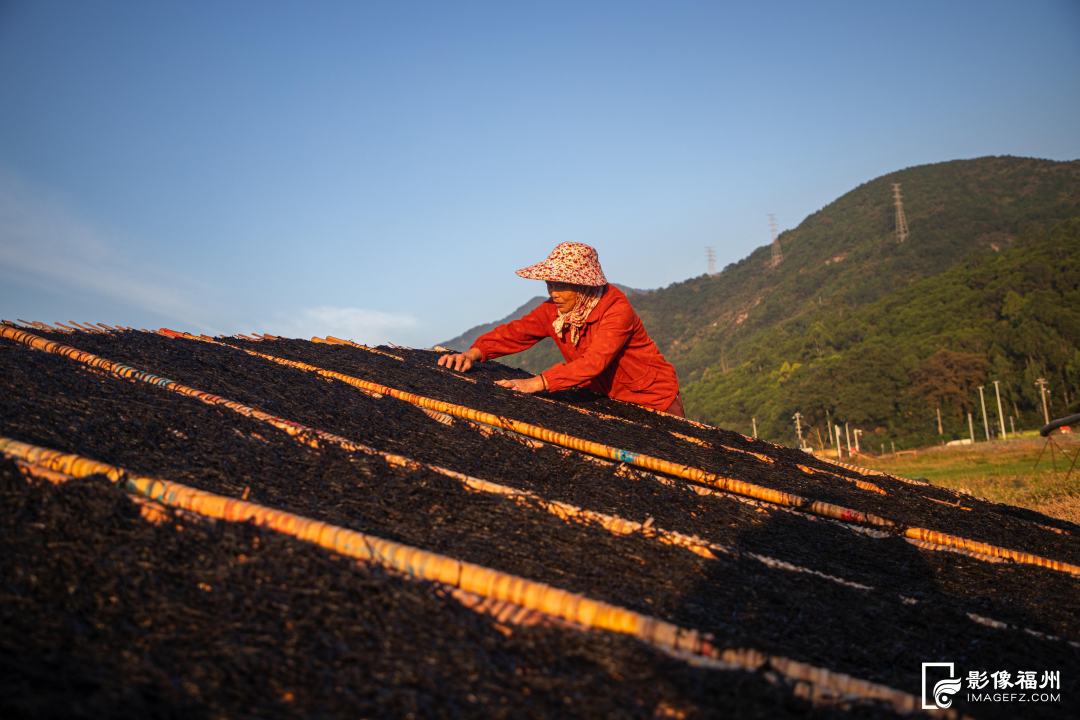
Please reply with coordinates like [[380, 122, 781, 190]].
[[495, 375, 546, 394], [438, 347, 482, 372]]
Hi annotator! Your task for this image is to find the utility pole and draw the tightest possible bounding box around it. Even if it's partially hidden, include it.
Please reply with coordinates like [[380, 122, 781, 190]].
[[793, 412, 804, 449], [968, 413, 975, 445], [1036, 378, 1050, 425], [705, 246, 717, 276], [993, 380, 1007, 440], [768, 214, 783, 268], [936, 408, 943, 435], [892, 183, 909, 244], [978, 386, 990, 441], [752, 417, 758, 439]]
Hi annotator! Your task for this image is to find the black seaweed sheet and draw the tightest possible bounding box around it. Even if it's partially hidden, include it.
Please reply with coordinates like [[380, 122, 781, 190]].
[[2, 330, 1079, 718]]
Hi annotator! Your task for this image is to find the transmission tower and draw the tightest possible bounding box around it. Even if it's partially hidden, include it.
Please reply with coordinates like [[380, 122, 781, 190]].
[[768, 213, 782, 267], [705, 246, 717, 275], [892, 183, 909, 244]]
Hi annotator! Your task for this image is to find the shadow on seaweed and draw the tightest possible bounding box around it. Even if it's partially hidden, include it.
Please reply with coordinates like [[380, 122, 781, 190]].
[[679, 512, 1080, 720]]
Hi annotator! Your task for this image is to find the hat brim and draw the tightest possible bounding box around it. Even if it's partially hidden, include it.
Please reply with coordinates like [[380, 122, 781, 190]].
[[515, 260, 607, 286]]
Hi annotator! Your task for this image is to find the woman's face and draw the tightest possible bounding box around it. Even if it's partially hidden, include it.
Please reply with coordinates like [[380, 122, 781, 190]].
[[546, 281, 580, 314]]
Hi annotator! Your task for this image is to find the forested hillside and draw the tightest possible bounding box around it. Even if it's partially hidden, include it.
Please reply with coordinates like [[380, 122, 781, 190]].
[[456, 156, 1080, 445], [686, 218, 1080, 447]]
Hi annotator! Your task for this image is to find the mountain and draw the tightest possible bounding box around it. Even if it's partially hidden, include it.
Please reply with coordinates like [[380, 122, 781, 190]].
[[686, 217, 1080, 448], [439, 283, 652, 353], [631, 156, 1080, 382]]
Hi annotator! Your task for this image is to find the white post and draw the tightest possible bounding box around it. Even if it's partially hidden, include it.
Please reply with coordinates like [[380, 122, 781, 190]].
[[891, 440, 896, 457], [993, 380, 1007, 440], [752, 417, 757, 439], [1010, 416, 1016, 436], [854, 429, 862, 453], [936, 408, 943, 435], [835, 424, 843, 458], [978, 386, 990, 441], [845, 422, 852, 456], [968, 413, 975, 444]]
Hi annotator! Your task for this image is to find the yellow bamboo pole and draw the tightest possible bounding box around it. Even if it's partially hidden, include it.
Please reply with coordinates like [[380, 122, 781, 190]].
[[0, 437, 702, 651], [151, 328, 1080, 578], [1, 437, 937, 717], [612, 396, 941, 502], [161, 329, 890, 528], [302, 335, 912, 494], [620, 390, 930, 489], [317, 336, 485, 391], [316, 335, 405, 361]]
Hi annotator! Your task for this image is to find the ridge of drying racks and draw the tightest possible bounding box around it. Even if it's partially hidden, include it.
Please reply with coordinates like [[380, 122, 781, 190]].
[[4, 319, 1077, 577]]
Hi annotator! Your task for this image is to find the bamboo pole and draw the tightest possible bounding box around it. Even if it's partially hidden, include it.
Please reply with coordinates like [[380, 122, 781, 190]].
[[223, 330, 909, 494], [3, 438, 932, 717], [0, 437, 701, 650], [814, 450, 1002, 507], [160, 329, 893, 530], [315, 335, 405, 361], [154, 328, 1080, 578]]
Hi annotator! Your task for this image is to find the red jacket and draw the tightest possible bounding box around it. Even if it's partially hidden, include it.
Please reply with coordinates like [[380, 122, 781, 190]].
[[471, 285, 680, 411]]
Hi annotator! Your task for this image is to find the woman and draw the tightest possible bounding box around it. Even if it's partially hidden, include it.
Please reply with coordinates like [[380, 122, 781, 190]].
[[438, 242, 683, 416]]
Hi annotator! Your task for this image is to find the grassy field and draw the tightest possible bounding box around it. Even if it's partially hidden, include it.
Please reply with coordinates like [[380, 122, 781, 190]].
[[848, 435, 1080, 525]]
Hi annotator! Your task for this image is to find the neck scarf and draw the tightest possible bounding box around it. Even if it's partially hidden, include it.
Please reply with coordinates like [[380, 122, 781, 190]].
[[552, 284, 606, 347]]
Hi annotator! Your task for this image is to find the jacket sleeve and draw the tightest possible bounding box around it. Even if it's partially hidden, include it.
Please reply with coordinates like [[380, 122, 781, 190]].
[[470, 305, 552, 361], [542, 304, 634, 391]]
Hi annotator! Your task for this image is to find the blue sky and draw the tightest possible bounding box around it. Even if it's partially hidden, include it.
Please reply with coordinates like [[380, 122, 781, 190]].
[[1, 1, 1078, 345]]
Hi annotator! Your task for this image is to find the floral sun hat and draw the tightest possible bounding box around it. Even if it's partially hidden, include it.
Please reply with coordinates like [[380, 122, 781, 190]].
[[515, 242, 608, 286]]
